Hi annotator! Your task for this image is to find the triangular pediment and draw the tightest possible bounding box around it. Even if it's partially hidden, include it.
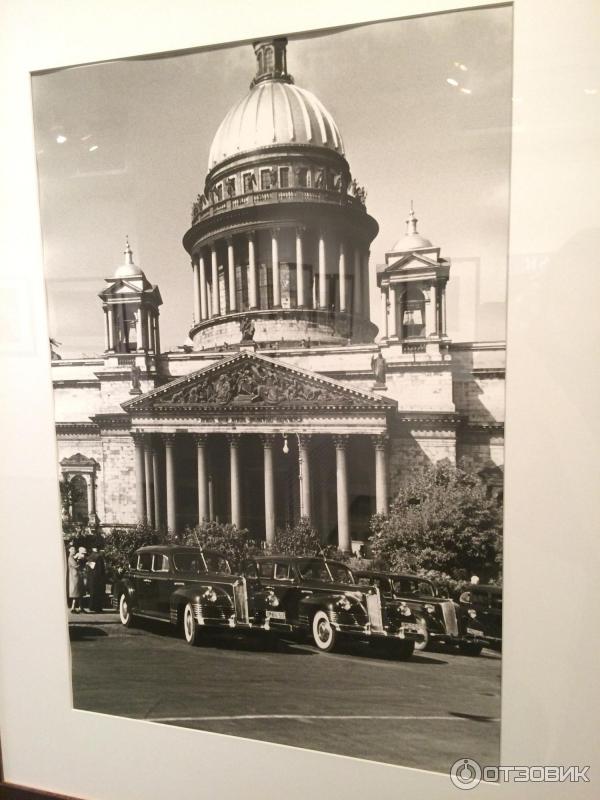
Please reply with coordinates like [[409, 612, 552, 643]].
[[123, 353, 396, 414], [384, 253, 444, 272]]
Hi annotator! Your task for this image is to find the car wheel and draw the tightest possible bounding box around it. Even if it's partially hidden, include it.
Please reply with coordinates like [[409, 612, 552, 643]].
[[459, 642, 483, 657], [119, 593, 135, 627], [391, 640, 415, 660], [312, 610, 337, 652], [414, 625, 429, 652], [183, 602, 201, 646]]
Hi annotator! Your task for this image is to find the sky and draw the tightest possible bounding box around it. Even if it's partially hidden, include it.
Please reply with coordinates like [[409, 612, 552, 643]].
[[32, 5, 513, 357]]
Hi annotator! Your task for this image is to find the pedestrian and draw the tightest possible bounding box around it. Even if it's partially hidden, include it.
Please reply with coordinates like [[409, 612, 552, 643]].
[[68, 546, 85, 613], [86, 546, 107, 613]]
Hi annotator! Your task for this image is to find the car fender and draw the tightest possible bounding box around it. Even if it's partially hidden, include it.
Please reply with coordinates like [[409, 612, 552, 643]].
[[299, 593, 339, 617], [114, 577, 138, 610]]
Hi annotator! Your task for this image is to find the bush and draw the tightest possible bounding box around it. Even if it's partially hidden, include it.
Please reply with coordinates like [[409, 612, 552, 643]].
[[369, 462, 503, 587], [169, 521, 259, 571], [103, 523, 162, 578], [271, 517, 323, 556]]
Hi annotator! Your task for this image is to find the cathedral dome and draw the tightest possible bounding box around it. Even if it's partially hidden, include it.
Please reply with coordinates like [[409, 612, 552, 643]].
[[114, 239, 143, 278], [391, 205, 432, 251], [207, 39, 344, 171]]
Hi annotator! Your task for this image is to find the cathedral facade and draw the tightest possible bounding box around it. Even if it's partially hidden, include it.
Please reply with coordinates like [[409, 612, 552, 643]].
[[52, 38, 505, 552]]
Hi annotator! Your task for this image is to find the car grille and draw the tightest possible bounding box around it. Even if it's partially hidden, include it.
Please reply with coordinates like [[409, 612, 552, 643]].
[[366, 591, 384, 633], [233, 579, 249, 624], [440, 600, 459, 636]]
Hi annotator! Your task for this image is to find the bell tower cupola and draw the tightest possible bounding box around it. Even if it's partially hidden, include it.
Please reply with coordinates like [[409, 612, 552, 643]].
[[99, 238, 163, 355]]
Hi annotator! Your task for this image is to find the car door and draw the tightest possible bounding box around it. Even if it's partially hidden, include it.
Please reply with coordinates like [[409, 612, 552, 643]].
[[260, 561, 301, 625], [133, 552, 154, 612], [154, 553, 174, 619]]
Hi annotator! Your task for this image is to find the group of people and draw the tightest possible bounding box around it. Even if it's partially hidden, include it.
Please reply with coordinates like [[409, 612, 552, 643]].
[[67, 544, 107, 613]]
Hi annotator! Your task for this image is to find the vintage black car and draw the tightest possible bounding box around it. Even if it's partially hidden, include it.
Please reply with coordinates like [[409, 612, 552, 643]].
[[242, 556, 423, 658], [458, 584, 502, 652], [355, 570, 487, 655], [113, 545, 267, 645]]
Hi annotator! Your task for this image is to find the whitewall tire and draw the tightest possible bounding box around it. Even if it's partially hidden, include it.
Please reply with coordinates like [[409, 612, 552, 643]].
[[119, 593, 134, 627], [183, 602, 201, 646], [311, 610, 337, 652], [414, 625, 429, 652]]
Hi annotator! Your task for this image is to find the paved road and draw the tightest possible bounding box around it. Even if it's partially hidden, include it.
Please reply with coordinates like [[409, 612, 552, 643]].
[[70, 614, 501, 773]]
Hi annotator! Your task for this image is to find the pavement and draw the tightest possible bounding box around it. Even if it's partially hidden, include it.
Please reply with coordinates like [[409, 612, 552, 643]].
[[69, 614, 501, 773]]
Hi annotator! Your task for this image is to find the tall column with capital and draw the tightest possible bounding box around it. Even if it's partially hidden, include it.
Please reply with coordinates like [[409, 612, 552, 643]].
[[227, 237, 237, 312], [373, 434, 389, 515], [295, 227, 305, 307], [248, 233, 258, 309], [103, 308, 110, 352], [353, 247, 362, 316], [429, 283, 438, 337], [199, 253, 208, 321], [164, 434, 177, 532], [153, 314, 161, 355], [192, 259, 200, 323], [318, 231, 327, 308], [441, 283, 447, 336], [271, 228, 281, 307], [380, 289, 389, 339], [144, 439, 154, 527], [135, 308, 144, 352], [334, 435, 351, 553], [146, 311, 154, 353], [133, 433, 146, 522], [397, 288, 405, 340], [339, 241, 347, 312], [196, 435, 209, 523], [388, 284, 397, 338], [152, 444, 162, 530], [262, 435, 276, 545], [298, 435, 312, 520], [229, 435, 241, 528], [211, 244, 220, 317]]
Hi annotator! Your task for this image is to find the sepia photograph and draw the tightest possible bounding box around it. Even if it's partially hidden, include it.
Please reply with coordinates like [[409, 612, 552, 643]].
[[32, 5, 511, 776]]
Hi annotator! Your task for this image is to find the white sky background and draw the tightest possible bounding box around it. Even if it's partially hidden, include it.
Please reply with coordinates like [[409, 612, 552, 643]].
[[32, 6, 512, 357]]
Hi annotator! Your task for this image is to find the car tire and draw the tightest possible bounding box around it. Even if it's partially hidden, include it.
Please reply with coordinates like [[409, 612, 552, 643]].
[[182, 602, 201, 646], [119, 593, 135, 628], [414, 625, 429, 652], [459, 642, 483, 656], [311, 610, 337, 652]]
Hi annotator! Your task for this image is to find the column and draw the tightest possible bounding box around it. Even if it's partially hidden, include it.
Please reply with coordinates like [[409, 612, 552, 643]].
[[133, 433, 146, 522], [262, 435, 276, 546], [199, 253, 208, 320], [298, 435, 312, 520], [192, 259, 200, 323], [271, 228, 281, 307], [227, 237, 236, 312], [318, 231, 327, 308], [152, 445, 161, 530], [334, 436, 351, 552], [144, 439, 154, 527], [103, 308, 110, 351], [86, 473, 96, 521], [208, 473, 215, 521], [338, 240, 347, 312], [153, 314, 161, 355], [442, 284, 447, 336], [248, 233, 258, 309], [380, 289, 389, 339], [211, 244, 220, 317], [229, 434, 241, 528], [397, 289, 405, 341], [164, 434, 177, 532], [373, 434, 389, 515], [296, 227, 305, 307], [135, 307, 144, 352], [388, 284, 397, 338], [146, 310, 154, 352], [353, 247, 362, 316], [196, 435, 209, 523], [425, 285, 435, 336], [430, 282, 438, 336]]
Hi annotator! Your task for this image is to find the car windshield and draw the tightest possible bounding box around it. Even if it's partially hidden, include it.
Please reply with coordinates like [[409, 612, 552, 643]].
[[297, 559, 355, 584], [392, 578, 435, 597], [172, 553, 231, 575]]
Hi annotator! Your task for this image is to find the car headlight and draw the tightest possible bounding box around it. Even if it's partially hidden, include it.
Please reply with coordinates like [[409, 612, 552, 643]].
[[424, 604, 436, 614], [468, 608, 477, 619], [400, 602, 412, 617], [202, 586, 217, 603], [337, 596, 352, 611], [266, 590, 279, 608]]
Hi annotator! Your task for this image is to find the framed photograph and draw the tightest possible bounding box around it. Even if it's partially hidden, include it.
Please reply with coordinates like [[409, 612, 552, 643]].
[[0, 1, 598, 799]]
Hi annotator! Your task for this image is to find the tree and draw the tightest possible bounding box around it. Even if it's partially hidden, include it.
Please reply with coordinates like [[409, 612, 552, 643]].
[[369, 462, 502, 591], [272, 517, 323, 556]]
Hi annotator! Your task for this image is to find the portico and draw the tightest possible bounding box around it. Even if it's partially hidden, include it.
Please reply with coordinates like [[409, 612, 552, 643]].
[[123, 352, 395, 551]]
